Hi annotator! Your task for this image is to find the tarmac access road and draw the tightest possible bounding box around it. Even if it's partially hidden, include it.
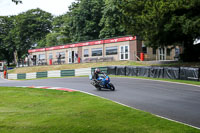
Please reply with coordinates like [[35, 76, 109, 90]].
[[0, 75, 200, 128]]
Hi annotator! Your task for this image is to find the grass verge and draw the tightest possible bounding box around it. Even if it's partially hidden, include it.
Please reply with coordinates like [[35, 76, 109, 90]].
[[110, 75, 200, 86], [0, 87, 199, 133]]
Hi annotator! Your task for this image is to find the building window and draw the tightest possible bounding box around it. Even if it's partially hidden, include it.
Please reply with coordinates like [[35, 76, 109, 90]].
[[56, 52, 65, 59], [49, 53, 53, 59], [92, 48, 102, 56], [167, 48, 171, 56], [153, 48, 156, 55], [120, 45, 129, 60], [84, 49, 89, 57], [142, 47, 147, 53], [142, 43, 147, 54], [106, 46, 118, 55], [39, 54, 45, 60]]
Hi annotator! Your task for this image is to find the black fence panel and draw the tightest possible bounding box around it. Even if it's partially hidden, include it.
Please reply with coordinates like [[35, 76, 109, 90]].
[[180, 67, 199, 81], [150, 67, 164, 78], [164, 67, 180, 79], [126, 66, 138, 76], [116, 66, 126, 76], [107, 66, 116, 75], [137, 66, 150, 77]]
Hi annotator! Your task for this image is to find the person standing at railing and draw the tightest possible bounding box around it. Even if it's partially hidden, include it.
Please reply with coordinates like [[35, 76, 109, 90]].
[[58, 54, 61, 64]]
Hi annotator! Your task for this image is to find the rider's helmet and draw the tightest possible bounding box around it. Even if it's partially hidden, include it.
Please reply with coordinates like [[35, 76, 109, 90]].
[[95, 68, 100, 73]]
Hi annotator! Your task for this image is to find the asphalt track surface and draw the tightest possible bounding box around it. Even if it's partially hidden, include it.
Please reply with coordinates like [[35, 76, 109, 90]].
[[0, 74, 200, 128]]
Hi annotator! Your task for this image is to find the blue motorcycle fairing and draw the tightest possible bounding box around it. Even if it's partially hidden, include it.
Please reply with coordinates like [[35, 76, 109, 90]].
[[97, 76, 110, 87]]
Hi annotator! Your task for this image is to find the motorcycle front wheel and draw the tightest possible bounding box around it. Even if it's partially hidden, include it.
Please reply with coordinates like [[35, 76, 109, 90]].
[[109, 83, 115, 91]]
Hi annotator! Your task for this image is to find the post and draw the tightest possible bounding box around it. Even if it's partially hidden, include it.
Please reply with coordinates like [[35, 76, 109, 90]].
[[140, 52, 144, 61]]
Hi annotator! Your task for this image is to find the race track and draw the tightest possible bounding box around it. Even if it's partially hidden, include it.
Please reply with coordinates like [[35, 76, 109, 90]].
[[0, 75, 200, 128]]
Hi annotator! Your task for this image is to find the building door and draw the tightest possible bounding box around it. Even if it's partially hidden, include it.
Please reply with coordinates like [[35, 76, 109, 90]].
[[120, 46, 129, 60], [72, 51, 74, 63], [159, 48, 166, 60], [33, 55, 37, 65], [68, 50, 77, 64]]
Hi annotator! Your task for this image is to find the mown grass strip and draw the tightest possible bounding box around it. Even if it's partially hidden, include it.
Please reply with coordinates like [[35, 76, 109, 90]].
[[0, 87, 199, 133], [110, 75, 200, 86]]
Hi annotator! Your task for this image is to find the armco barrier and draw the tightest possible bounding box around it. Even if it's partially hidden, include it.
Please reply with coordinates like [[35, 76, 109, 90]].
[[26, 73, 36, 79], [107, 66, 116, 75], [180, 67, 199, 81], [8, 74, 17, 79], [17, 73, 26, 79], [6, 66, 200, 82], [48, 70, 61, 78], [126, 66, 137, 76], [150, 67, 164, 78], [61, 70, 75, 77], [137, 66, 151, 77], [36, 72, 47, 78], [163, 67, 180, 79], [116, 66, 126, 76], [75, 68, 91, 76]]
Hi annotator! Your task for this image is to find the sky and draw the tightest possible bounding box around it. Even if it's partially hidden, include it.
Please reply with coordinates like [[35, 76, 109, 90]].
[[0, 0, 76, 16]]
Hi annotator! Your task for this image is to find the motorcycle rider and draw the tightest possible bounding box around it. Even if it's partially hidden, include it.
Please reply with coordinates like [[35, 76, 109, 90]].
[[93, 68, 106, 87], [93, 68, 101, 80]]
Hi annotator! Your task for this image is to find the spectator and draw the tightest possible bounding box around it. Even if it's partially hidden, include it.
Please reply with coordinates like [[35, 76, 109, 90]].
[[58, 54, 61, 64]]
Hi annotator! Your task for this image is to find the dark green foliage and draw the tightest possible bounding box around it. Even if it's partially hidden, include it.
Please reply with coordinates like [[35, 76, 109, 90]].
[[67, 0, 105, 42], [0, 16, 15, 65], [15, 8, 52, 57], [117, 0, 200, 61], [99, 0, 127, 39], [3, 0, 200, 62], [0, 8, 53, 64]]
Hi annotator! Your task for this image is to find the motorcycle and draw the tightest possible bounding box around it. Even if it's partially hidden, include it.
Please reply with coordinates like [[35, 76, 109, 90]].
[[89, 73, 115, 91]]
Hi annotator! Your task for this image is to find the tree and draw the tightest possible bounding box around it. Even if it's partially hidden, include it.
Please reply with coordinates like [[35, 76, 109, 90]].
[[118, 0, 200, 61], [0, 16, 15, 65], [99, 0, 127, 39], [67, 0, 104, 42], [14, 8, 53, 58], [36, 14, 72, 48]]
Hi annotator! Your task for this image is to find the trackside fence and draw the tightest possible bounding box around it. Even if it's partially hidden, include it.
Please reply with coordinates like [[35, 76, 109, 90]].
[[107, 66, 200, 82], [7, 66, 200, 82]]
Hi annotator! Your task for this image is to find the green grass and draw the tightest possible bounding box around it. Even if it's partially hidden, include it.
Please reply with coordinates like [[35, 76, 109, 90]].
[[0, 87, 199, 133], [8, 61, 200, 74], [110, 75, 200, 86], [8, 61, 146, 74]]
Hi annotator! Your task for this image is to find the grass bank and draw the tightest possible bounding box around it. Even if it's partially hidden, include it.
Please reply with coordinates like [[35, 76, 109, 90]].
[[8, 61, 146, 74], [0, 87, 199, 133], [8, 61, 200, 74]]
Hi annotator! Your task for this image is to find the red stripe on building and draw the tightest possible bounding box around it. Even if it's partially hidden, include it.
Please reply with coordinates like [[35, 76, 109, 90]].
[[28, 36, 136, 53]]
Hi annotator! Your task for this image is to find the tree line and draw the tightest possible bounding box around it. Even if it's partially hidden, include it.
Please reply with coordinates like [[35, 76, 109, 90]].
[[1, 0, 200, 65]]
